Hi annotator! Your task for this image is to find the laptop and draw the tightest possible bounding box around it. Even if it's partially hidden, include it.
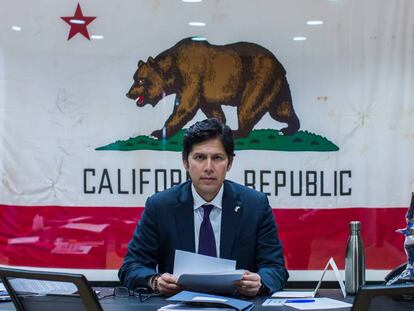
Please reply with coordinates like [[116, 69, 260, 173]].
[[0, 267, 103, 311], [352, 283, 414, 311]]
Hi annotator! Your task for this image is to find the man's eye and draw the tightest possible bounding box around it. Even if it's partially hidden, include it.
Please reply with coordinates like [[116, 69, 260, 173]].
[[194, 155, 204, 160], [213, 155, 224, 161]]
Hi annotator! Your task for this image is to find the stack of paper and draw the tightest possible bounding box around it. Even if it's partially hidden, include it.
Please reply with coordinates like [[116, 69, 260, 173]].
[[159, 303, 235, 311], [166, 291, 253, 311], [174, 250, 243, 295]]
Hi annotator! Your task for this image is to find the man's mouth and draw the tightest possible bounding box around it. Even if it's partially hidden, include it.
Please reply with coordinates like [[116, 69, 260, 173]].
[[201, 177, 216, 182], [135, 96, 145, 107]]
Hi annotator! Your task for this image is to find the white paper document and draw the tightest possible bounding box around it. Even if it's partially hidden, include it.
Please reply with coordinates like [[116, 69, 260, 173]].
[[272, 290, 316, 298], [173, 250, 243, 294], [262, 298, 287, 306], [272, 258, 346, 298], [159, 303, 234, 311], [285, 298, 352, 310], [174, 250, 236, 276]]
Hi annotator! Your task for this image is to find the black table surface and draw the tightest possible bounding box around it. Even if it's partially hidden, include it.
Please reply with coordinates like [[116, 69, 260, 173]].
[[0, 289, 354, 311]]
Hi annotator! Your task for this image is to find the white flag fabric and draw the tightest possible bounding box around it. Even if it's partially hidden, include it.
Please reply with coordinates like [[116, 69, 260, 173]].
[[0, 0, 413, 281]]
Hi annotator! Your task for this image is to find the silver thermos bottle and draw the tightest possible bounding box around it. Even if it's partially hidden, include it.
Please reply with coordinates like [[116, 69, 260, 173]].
[[345, 221, 366, 294]]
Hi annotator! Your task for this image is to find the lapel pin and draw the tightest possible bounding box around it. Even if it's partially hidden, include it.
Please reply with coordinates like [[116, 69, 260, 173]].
[[234, 206, 240, 212]]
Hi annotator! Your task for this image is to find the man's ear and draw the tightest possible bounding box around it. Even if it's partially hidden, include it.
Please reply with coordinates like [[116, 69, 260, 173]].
[[183, 159, 189, 171], [227, 158, 233, 172]]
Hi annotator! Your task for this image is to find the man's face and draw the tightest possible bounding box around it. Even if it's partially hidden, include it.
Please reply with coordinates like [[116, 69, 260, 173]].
[[183, 137, 232, 202]]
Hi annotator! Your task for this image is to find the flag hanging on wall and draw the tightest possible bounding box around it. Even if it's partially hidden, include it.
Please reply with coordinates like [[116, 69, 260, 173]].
[[0, 0, 413, 281]]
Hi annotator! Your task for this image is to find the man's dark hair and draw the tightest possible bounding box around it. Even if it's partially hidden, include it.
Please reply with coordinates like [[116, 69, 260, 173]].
[[182, 118, 235, 161]]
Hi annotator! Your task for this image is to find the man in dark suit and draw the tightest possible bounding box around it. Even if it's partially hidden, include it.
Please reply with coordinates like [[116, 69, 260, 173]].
[[119, 118, 288, 296]]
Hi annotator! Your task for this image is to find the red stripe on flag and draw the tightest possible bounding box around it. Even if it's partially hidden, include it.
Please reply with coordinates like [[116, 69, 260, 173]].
[[0, 205, 407, 270], [275, 208, 406, 270]]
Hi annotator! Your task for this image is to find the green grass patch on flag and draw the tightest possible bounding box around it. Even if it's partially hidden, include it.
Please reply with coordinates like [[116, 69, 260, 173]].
[[96, 129, 339, 152]]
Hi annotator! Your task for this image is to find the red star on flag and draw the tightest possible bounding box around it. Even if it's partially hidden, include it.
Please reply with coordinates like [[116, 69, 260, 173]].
[[61, 3, 96, 40]]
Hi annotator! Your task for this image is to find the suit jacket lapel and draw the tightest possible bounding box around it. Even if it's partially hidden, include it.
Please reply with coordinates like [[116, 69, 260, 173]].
[[220, 181, 242, 259], [173, 182, 196, 253]]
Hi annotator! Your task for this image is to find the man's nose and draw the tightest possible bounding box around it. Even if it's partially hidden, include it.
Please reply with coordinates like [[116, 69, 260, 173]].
[[204, 158, 213, 171]]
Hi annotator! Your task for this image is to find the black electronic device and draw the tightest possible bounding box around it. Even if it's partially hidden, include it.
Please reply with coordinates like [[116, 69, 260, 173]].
[[0, 267, 103, 311], [384, 263, 407, 283], [352, 284, 414, 311]]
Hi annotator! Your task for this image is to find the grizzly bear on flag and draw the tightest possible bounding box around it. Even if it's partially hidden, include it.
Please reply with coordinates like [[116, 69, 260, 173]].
[[127, 38, 300, 139]]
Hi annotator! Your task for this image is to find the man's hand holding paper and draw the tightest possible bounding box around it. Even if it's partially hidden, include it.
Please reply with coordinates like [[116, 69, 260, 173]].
[[235, 271, 262, 297], [174, 250, 244, 295], [157, 273, 183, 296]]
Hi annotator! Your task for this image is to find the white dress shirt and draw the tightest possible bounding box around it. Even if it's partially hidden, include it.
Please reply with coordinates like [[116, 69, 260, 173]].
[[191, 183, 223, 257]]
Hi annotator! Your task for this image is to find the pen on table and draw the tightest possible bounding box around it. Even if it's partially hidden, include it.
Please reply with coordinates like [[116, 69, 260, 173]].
[[286, 299, 315, 303]]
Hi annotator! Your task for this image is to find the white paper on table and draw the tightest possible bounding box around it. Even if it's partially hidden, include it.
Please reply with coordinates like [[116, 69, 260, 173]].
[[262, 299, 287, 306], [159, 303, 235, 311], [173, 250, 236, 277], [272, 291, 316, 298], [272, 257, 346, 298], [285, 297, 352, 310]]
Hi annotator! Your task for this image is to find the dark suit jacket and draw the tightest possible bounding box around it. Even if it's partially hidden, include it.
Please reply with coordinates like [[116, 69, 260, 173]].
[[118, 180, 289, 293]]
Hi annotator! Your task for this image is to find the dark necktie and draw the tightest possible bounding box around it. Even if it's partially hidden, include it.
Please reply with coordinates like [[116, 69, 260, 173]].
[[198, 204, 217, 257]]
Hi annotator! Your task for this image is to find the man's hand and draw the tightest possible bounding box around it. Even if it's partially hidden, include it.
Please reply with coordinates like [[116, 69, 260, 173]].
[[156, 273, 183, 296], [235, 271, 262, 297]]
